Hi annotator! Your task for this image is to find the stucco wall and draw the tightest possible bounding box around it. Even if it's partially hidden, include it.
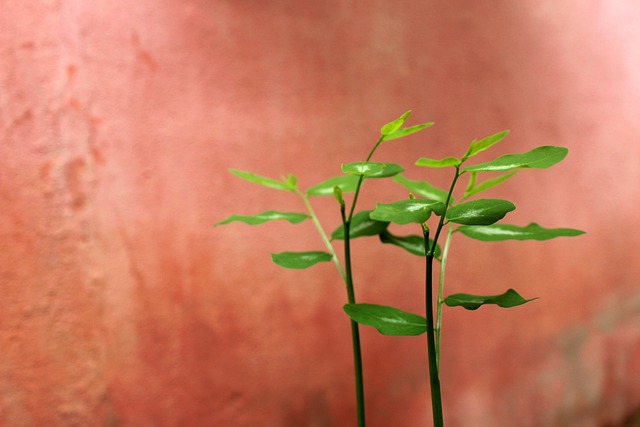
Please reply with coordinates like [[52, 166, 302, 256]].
[[1, 1, 639, 426]]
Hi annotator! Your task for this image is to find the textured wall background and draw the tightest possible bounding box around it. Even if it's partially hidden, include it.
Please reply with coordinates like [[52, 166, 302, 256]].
[[1, 1, 640, 426]]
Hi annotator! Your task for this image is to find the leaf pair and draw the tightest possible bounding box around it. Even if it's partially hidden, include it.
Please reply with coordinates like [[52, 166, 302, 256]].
[[343, 289, 535, 336], [215, 207, 333, 269], [412, 130, 511, 169], [415, 131, 567, 172], [215, 170, 331, 270], [370, 198, 516, 227], [380, 110, 434, 141], [464, 146, 569, 172], [336, 110, 434, 182]]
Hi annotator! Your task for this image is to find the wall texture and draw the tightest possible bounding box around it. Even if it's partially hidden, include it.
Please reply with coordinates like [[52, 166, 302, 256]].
[[1, 1, 640, 426]]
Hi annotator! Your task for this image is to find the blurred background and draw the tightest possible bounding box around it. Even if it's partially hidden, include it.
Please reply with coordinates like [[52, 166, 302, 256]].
[[1, 1, 639, 426]]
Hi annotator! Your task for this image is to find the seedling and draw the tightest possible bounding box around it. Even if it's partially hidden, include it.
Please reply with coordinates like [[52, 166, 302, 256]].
[[216, 111, 585, 426]]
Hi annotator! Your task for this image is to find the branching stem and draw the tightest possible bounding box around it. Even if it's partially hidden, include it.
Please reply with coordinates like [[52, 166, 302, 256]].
[[296, 189, 347, 283], [340, 135, 384, 427], [424, 165, 462, 426], [298, 186, 366, 426]]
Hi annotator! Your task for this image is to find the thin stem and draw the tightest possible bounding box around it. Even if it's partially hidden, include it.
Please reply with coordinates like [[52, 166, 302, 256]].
[[298, 187, 366, 426], [342, 206, 366, 427], [297, 189, 347, 283], [348, 176, 366, 222], [365, 136, 385, 162], [425, 229, 444, 427], [435, 224, 453, 369], [431, 166, 461, 248], [339, 135, 384, 427], [424, 165, 461, 426], [347, 136, 384, 221], [430, 167, 463, 366]]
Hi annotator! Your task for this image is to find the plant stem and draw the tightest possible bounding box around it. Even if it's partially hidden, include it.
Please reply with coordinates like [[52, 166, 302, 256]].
[[299, 188, 366, 426], [435, 225, 453, 369], [424, 166, 461, 425], [365, 137, 385, 162], [431, 166, 460, 247], [430, 165, 462, 367], [343, 210, 366, 427], [297, 189, 347, 283], [339, 135, 383, 427], [298, 136, 384, 427], [347, 136, 383, 221], [424, 229, 444, 427]]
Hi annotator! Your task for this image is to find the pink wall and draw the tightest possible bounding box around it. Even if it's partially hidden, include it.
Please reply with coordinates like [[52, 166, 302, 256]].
[[2, 1, 640, 426]]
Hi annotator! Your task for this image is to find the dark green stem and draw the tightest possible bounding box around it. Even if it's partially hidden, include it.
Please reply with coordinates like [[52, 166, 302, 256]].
[[424, 229, 444, 427], [342, 206, 366, 427], [431, 166, 461, 247], [340, 135, 384, 427], [423, 166, 460, 426], [347, 136, 384, 221], [430, 166, 462, 371]]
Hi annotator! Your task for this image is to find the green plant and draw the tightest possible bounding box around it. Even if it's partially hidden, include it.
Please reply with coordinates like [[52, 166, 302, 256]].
[[216, 111, 585, 426]]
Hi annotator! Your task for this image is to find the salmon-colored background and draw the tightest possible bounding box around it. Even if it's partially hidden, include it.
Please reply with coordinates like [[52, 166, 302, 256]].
[[2, 1, 640, 426]]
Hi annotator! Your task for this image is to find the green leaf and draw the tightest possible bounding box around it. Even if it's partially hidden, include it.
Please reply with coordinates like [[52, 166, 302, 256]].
[[463, 130, 510, 160], [463, 171, 517, 199], [444, 288, 538, 310], [379, 231, 441, 258], [393, 175, 448, 203], [229, 169, 294, 191], [271, 251, 332, 269], [332, 210, 389, 240], [367, 163, 405, 178], [215, 211, 309, 226], [463, 146, 568, 172], [457, 222, 586, 241], [446, 199, 515, 225], [381, 110, 412, 136], [307, 175, 360, 196], [343, 303, 427, 336], [415, 156, 461, 168], [382, 123, 435, 142], [342, 162, 404, 178], [370, 199, 446, 225]]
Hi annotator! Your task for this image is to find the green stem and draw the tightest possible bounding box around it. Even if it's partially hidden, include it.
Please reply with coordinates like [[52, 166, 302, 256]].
[[339, 135, 383, 427], [424, 229, 444, 427], [343, 208, 366, 427], [435, 224, 453, 369], [299, 188, 365, 426], [431, 166, 461, 247], [365, 136, 385, 162], [347, 136, 383, 221], [429, 166, 461, 368], [424, 165, 461, 425], [297, 189, 347, 283]]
